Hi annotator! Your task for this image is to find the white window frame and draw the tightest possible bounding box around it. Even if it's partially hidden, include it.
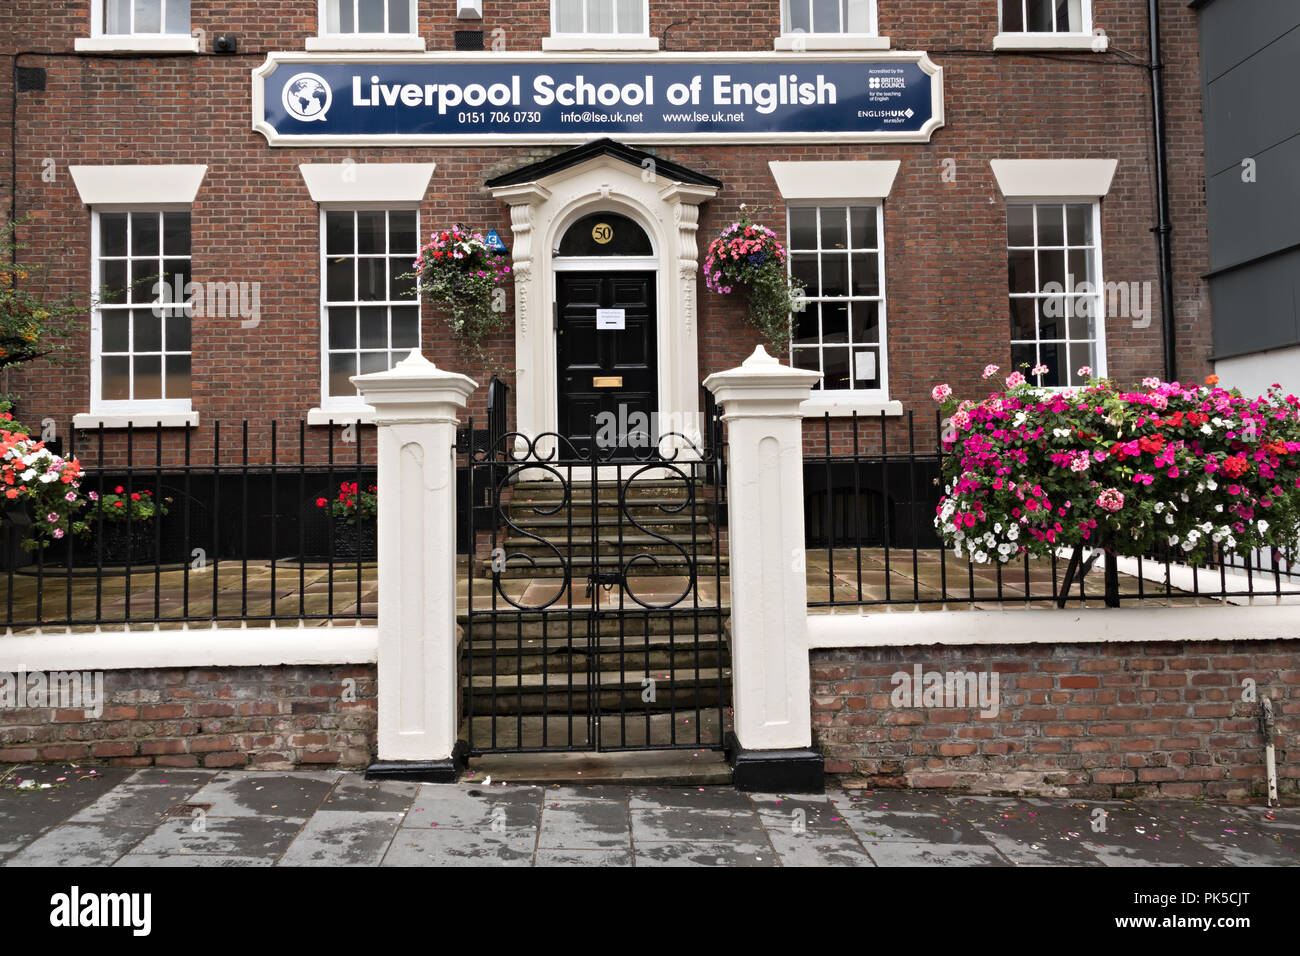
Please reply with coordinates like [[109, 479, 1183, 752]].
[[775, 0, 891, 50], [317, 205, 422, 415], [786, 203, 893, 410], [994, 0, 1107, 51], [87, 206, 195, 419], [543, 0, 659, 51], [1006, 199, 1107, 389], [77, 0, 200, 52], [307, 0, 425, 51]]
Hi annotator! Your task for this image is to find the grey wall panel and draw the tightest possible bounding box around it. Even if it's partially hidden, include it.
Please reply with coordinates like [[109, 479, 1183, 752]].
[[1209, 251, 1300, 358], [1203, 23, 1300, 174], [1205, 133, 1300, 271], [1199, 0, 1300, 84]]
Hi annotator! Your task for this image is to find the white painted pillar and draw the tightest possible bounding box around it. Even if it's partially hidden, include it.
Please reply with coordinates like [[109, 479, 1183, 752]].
[[704, 346, 822, 775], [352, 351, 476, 780]]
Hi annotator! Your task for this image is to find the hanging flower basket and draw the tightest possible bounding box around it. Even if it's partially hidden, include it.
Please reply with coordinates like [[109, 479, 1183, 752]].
[[703, 214, 804, 352], [932, 366, 1300, 578], [413, 227, 511, 353]]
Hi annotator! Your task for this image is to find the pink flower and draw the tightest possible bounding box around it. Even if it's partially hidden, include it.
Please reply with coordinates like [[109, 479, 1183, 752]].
[[1078, 366, 1093, 377], [64, 491, 76, 502], [1032, 364, 1049, 376], [1097, 488, 1125, 512], [1132, 473, 1154, 485], [46, 512, 58, 523], [982, 364, 999, 379], [52, 528, 64, 539], [1005, 372, 1026, 388], [931, 384, 952, 402]]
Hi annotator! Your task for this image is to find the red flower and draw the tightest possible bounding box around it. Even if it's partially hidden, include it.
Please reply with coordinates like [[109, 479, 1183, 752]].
[[130, 493, 141, 501], [113, 501, 124, 508], [114, 485, 124, 494], [315, 497, 327, 507]]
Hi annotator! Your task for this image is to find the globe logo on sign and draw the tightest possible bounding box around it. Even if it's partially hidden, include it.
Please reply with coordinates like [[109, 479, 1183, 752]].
[[282, 73, 332, 123]]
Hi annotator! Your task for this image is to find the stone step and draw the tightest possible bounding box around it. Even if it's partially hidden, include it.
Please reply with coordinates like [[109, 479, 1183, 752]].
[[463, 749, 732, 785], [504, 499, 720, 521], [460, 633, 729, 676], [461, 709, 733, 758], [499, 534, 717, 558], [463, 666, 731, 715], [481, 553, 728, 578], [457, 606, 728, 636]]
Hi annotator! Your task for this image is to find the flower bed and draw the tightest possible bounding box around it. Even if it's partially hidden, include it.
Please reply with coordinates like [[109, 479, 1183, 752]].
[[932, 367, 1300, 569]]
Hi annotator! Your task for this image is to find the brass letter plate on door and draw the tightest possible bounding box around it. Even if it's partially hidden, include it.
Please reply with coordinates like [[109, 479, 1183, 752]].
[[592, 376, 623, 388]]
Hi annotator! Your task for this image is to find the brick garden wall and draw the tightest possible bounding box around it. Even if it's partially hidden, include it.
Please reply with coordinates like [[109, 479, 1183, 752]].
[[0, 665, 377, 769], [811, 640, 1296, 800], [1, 0, 1210, 463]]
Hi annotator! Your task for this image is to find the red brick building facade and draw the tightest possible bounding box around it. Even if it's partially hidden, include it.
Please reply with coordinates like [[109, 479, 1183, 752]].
[[1, 0, 1209, 459]]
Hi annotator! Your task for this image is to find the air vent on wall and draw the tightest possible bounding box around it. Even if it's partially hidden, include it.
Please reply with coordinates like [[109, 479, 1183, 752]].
[[454, 30, 484, 51]]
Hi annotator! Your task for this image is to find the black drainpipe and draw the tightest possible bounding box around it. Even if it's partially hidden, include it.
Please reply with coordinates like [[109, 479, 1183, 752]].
[[1148, 0, 1177, 382]]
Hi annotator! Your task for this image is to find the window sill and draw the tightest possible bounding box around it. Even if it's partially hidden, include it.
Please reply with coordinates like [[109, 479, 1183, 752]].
[[541, 36, 659, 52], [773, 35, 890, 51], [74, 36, 201, 53], [307, 407, 375, 427], [800, 397, 902, 418], [304, 35, 427, 52], [73, 412, 199, 430], [992, 33, 1107, 52]]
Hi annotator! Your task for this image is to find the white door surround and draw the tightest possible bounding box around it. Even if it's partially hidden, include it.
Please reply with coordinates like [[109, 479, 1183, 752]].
[[489, 151, 718, 459]]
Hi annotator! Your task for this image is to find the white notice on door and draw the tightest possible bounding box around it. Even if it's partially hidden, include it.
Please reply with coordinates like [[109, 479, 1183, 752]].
[[855, 351, 876, 381], [596, 308, 626, 330]]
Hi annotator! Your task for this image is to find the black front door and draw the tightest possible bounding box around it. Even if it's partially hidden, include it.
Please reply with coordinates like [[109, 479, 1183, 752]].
[[556, 271, 657, 455]]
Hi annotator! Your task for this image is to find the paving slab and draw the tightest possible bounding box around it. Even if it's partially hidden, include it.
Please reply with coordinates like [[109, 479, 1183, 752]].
[[114, 854, 275, 867], [277, 810, 408, 867], [123, 815, 306, 861], [628, 785, 754, 812], [320, 777, 419, 813], [535, 848, 633, 866], [941, 796, 1106, 866], [2, 823, 148, 867], [537, 800, 630, 850], [381, 827, 537, 866], [1076, 802, 1230, 867], [1138, 802, 1299, 867], [631, 807, 767, 844], [68, 780, 212, 829], [403, 784, 543, 831], [185, 771, 340, 819], [862, 841, 1011, 866], [0, 767, 132, 856], [748, 793, 849, 831], [633, 840, 777, 867], [763, 825, 875, 866]]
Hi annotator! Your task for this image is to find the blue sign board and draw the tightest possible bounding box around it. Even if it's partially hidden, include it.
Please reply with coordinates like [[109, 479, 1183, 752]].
[[485, 229, 508, 253], [253, 54, 943, 146]]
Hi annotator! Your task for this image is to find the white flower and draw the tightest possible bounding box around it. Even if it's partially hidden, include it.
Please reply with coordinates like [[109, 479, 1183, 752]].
[[1206, 479, 1218, 491], [1201, 424, 1213, 435], [1154, 502, 1165, 513], [1258, 519, 1270, 534], [1169, 535, 1179, 545], [1180, 493, 1189, 503], [994, 522, 1003, 533], [38, 473, 57, 484], [974, 551, 988, 564], [20, 469, 35, 482], [1214, 504, 1223, 513], [1052, 428, 1071, 439], [1166, 514, 1174, 525]]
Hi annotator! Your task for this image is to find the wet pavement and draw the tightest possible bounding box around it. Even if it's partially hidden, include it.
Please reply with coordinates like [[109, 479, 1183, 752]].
[[0, 765, 1295, 866]]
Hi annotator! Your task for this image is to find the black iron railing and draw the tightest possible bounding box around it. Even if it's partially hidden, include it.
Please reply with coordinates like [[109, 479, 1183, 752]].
[[0, 421, 377, 631], [804, 410, 1300, 609]]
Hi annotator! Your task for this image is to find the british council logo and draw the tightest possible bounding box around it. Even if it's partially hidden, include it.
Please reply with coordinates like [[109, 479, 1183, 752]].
[[282, 72, 332, 123]]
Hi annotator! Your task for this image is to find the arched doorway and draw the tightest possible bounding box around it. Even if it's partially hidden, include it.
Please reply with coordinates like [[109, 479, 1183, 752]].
[[553, 211, 658, 455]]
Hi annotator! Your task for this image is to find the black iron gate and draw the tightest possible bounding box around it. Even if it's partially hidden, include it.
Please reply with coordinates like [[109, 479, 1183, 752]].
[[462, 412, 729, 754]]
